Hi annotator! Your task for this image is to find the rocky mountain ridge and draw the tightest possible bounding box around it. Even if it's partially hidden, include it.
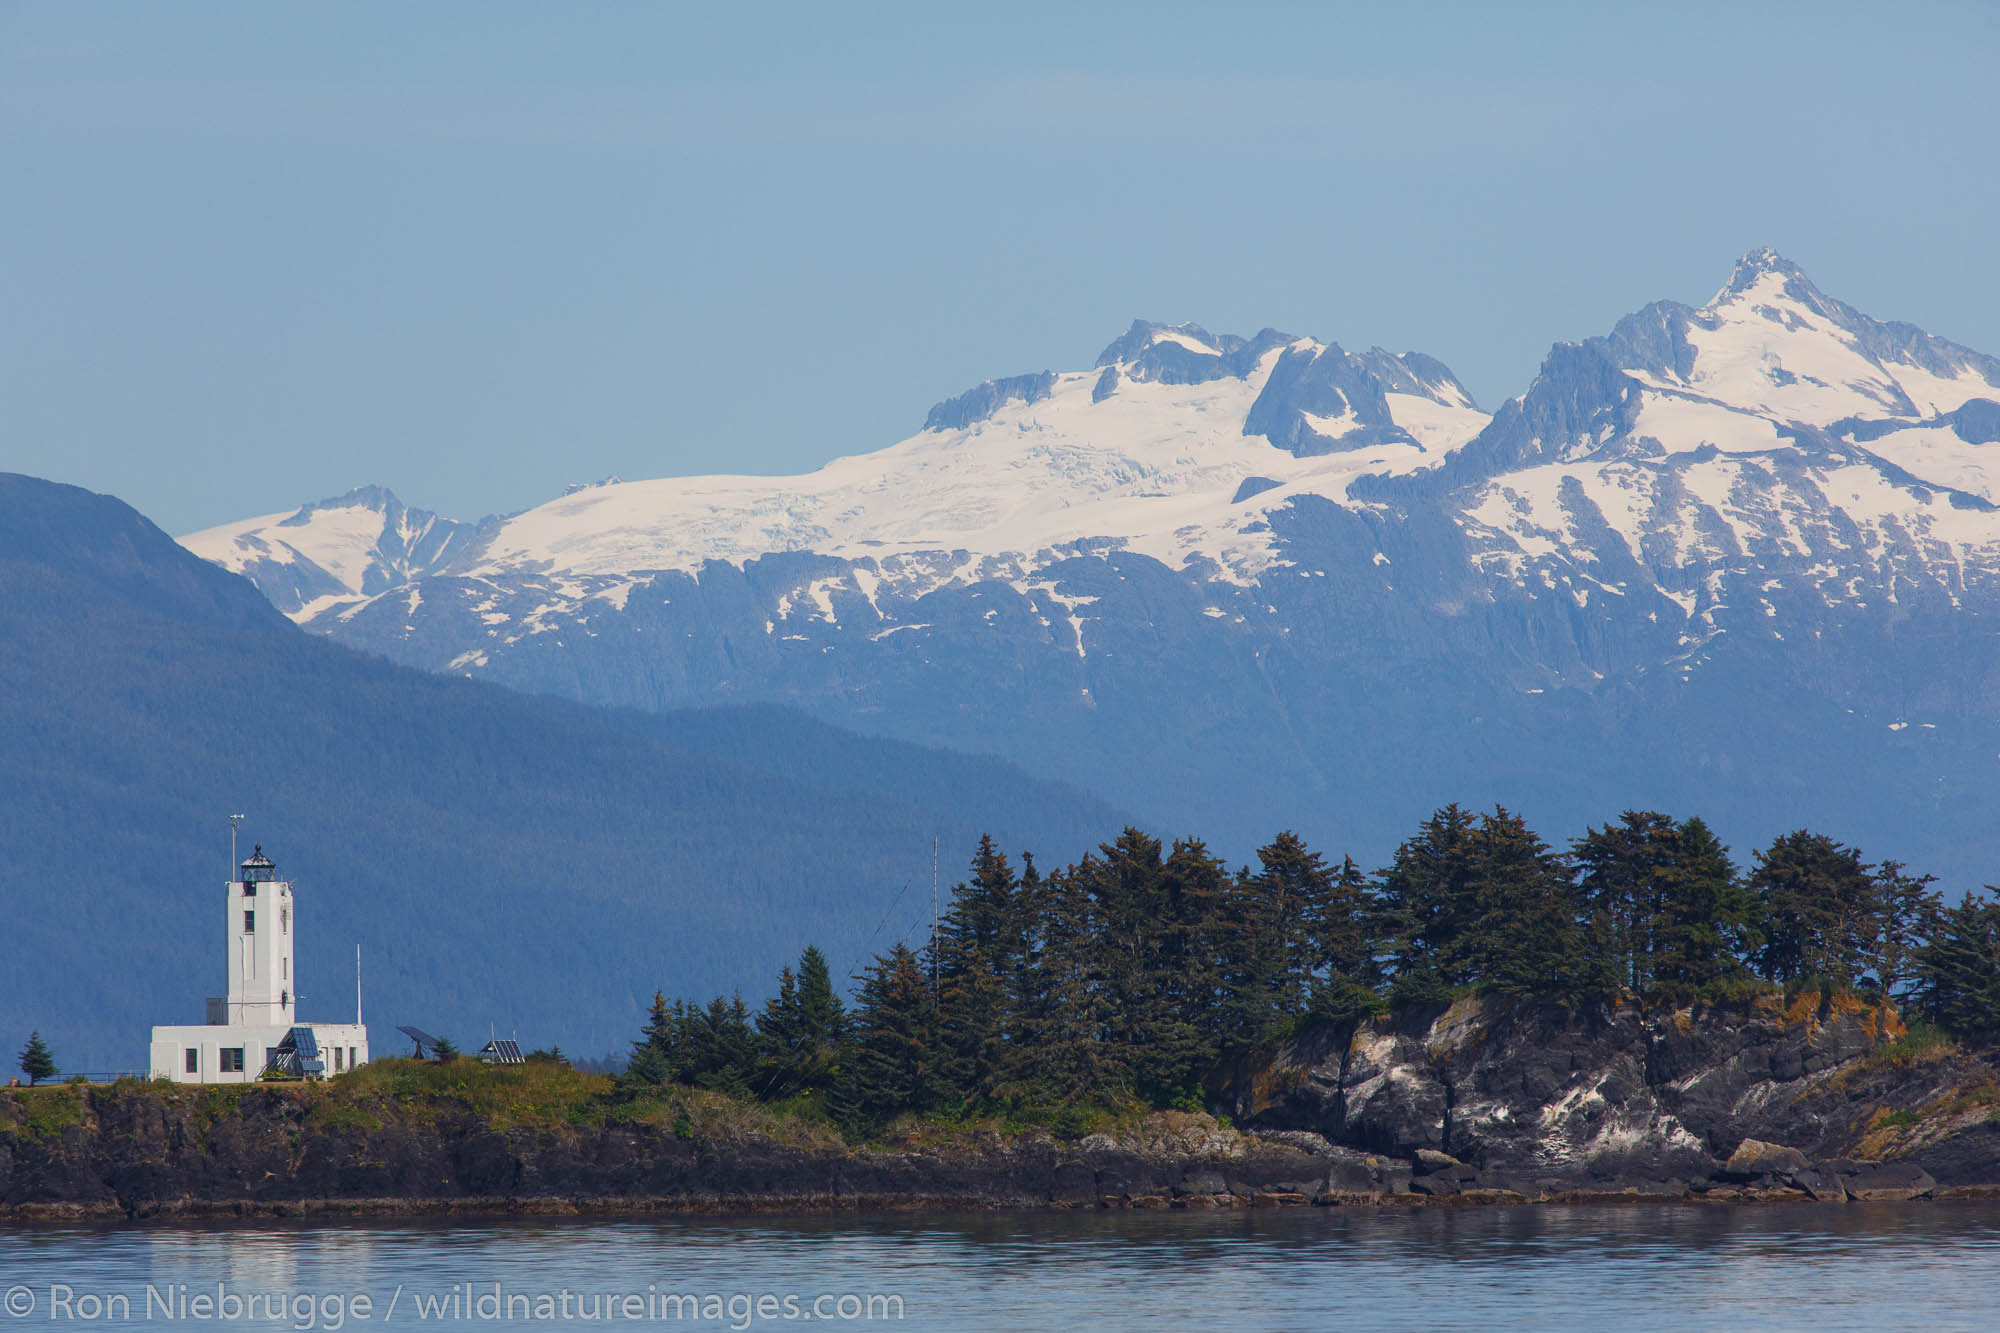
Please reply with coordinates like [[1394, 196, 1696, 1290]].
[[178, 254, 2000, 884]]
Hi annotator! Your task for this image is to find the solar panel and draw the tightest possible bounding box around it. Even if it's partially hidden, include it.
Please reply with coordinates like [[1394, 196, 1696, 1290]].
[[396, 1025, 441, 1054], [285, 1027, 325, 1072]]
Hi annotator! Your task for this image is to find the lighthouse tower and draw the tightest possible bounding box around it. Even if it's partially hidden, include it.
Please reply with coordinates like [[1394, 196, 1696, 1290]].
[[228, 847, 293, 1025], [148, 844, 371, 1083]]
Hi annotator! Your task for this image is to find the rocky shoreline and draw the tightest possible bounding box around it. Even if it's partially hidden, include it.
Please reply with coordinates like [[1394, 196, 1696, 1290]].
[[5, 992, 1996, 1222]]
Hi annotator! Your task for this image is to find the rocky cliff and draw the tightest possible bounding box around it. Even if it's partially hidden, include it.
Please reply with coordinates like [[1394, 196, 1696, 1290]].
[[4, 995, 1995, 1220], [1246, 991, 1999, 1204]]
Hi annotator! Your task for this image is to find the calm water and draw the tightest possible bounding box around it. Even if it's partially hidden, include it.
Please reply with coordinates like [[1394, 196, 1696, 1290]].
[[3, 1204, 1998, 1330]]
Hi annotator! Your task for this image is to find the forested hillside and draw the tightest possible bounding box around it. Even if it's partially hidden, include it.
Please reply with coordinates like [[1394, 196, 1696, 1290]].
[[0, 475, 1128, 1069]]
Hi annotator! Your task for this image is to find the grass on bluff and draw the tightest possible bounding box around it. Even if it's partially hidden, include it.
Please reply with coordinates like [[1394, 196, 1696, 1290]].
[[288, 1059, 847, 1149], [0, 1082, 91, 1144], [316, 1056, 620, 1132], [0, 1060, 852, 1152]]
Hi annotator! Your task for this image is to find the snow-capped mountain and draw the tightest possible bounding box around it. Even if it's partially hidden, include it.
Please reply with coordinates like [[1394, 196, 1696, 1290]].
[[1359, 248, 2000, 682], [189, 484, 482, 617], [184, 253, 2000, 887], [190, 321, 1489, 617]]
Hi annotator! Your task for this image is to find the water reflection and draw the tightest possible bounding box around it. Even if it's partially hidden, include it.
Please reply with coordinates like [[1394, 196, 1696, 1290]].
[[0, 1204, 1995, 1331]]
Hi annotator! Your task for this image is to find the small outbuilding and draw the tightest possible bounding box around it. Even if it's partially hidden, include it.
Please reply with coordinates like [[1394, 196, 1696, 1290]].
[[475, 1038, 524, 1065]]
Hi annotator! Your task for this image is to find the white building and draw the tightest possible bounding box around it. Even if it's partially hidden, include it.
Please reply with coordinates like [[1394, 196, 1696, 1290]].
[[149, 846, 370, 1083]]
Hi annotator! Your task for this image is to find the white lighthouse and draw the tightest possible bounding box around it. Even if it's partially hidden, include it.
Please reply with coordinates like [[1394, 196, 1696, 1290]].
[[148, 845, 371, 1083]]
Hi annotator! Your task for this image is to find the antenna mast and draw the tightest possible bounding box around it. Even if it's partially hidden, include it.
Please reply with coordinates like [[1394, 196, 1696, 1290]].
[[229, 814, 245, 879], [355, 945, 363, 1026]]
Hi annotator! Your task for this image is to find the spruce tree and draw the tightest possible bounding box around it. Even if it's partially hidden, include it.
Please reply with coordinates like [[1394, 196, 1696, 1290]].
[[757, 967, 801, 1061], [1216, 862, 1290, 1059], [1653, 817, 1758, 995], [1005, 861, 1114, 1105], [1870, 860, 1940, 1001], [741, 948, 848, 1105], [994, 852, 1049, 1090], [620, 991, 677, 1092], [17, 1031, 56, 1085], [720, 995, 759, 1091], [1574, 812, 1754, 997], [1141, 836, 1228, 1102], [1077, 829, 1168, 1092], [754, 960, 832, 1101], [686, 995, 757, 1096], [1069, 828, 1231, 1104], [1750, 831, 1877, 986], [1574, 810, 1677, 992], [1215, 834, 1370, 1061], [1307, 856, 1385, 1022], [1463, 808, 1582, 999], [1375, 804, 1476, 1005], [845, 943, 946, 1124], [794, 947, 848, 1068], [1221, 831, 1352, 1038], [1912, 893, 2000, 1043], [933, 838, 1023, 1101]]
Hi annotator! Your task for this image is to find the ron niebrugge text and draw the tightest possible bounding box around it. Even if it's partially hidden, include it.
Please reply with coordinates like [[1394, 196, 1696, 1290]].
[[3, 1281, 906, 1328]]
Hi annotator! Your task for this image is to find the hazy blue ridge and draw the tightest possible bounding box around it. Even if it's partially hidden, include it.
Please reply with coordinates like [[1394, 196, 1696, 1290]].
[[0, 474, 1132, 1069]]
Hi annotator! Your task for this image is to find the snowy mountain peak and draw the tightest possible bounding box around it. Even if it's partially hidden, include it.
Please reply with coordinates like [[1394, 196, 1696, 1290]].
[[1094, 320, 1229, 366], [1715, 246, 1813, 300], [183, 484, 479, 616], [1089, 322, 1297, 396], [1406, 253, 2000, 656], [285, 483, 404, 521]]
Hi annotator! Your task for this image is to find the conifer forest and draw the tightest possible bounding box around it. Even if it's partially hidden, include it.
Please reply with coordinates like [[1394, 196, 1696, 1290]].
[[620, 808, 2000, 1133]]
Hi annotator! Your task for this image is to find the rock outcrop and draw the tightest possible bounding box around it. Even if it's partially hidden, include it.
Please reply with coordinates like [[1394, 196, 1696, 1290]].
[[1244, 991, 1997, 1202]]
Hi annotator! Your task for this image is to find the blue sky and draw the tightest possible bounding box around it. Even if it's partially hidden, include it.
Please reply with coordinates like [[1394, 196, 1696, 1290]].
[[4, 1, 1997, 534]]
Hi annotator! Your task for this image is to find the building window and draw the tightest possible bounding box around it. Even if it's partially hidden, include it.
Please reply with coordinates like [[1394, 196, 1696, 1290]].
[[244, 910, 255, 933], [220, 1048, 244, 1073], [281, 908, 289, 934], [349, 1047, 358, 1069], [333, 1048, 343, 1072], [185, 1048, 199, 1074], [242, 881, 255, 896], [282, 958, 288, 980]]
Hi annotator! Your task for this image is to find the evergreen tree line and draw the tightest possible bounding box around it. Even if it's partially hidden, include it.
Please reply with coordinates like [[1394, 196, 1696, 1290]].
[[620, 808, 2000, 1130]]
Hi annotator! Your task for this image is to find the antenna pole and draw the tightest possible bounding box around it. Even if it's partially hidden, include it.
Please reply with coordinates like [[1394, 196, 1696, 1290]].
[[355, 945, 363, 1026], [229, 814, 245, 880]]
